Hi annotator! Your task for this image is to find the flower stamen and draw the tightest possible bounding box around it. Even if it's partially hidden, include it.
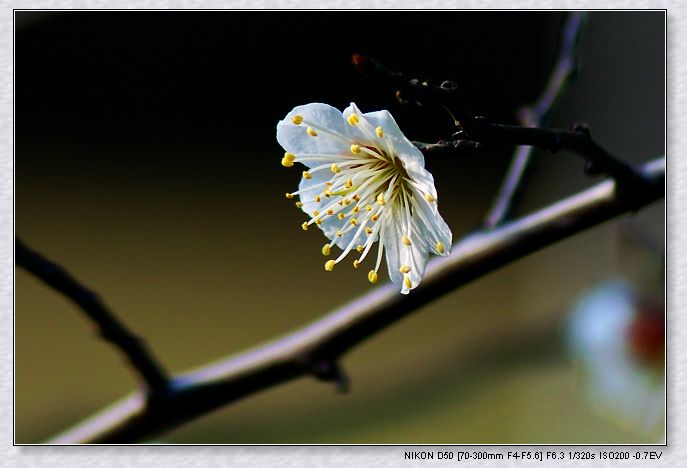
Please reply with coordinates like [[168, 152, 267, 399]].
[[278, 103, 452, 294]]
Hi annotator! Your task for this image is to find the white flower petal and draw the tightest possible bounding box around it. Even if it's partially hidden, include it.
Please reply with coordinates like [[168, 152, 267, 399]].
[[411, 188, 452, 255], [381, 211, 430, 294], [298, 169, 331, 215], [277, 103, 351, 156], [381, 214, 405, 287], [297, 171, 369, 253], [278, 102, 453, 293], [342, 103, 425, 169]]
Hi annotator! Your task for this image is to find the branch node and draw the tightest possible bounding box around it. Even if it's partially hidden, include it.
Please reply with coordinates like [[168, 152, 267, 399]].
[[570, 121, 591, 136], [440, 80, 459, 93]]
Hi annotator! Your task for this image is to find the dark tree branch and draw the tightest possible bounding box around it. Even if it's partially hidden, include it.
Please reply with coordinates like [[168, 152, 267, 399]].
[[484, 12, 586, 228], [458, 119, 658, 205], [49, 157, 664, 444], [353, 45, 659, 206], [15, 239, 170, 393]]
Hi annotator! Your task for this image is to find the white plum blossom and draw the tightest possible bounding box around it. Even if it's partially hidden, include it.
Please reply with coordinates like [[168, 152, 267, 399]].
[[276, 102, 452, 294]]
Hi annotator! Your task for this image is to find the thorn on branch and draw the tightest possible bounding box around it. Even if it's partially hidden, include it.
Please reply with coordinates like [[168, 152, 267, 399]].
[[305, 358, 350, 393]]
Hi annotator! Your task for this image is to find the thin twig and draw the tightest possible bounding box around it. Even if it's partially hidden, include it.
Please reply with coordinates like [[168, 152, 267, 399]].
[[352, 53, 472, 122], [15, 239, 170, 393], [353, 50, 657, 202], [484, 12, 586, 228], [49, 157, 664, 444], [412, 139, 483, 158]]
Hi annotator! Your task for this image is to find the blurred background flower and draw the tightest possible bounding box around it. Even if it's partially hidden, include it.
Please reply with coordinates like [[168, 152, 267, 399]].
[[567, 279, 664, 439]]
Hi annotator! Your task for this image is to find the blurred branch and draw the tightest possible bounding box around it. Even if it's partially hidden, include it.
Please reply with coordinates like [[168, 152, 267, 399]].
[[49, 157, 664, 443], [15, 239, 169, 393], [484, 12, 586, 228]]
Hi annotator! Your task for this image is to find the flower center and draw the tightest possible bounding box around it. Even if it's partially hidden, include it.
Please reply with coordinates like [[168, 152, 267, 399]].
[[364, 146, 413, 209], [283, 110, 445, 290]]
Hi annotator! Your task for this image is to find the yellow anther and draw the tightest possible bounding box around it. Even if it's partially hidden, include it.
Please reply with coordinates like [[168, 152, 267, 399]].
[[376, 193, 385, 205], [307, 127, 318, 137], [425, 193, 436, 202], [356, 245, 364, 253], [353, 259, 360, 269], [345, 178, 353, 188], [291, 115, 303, 125], [336, 230, 342, 237], [313, 210, 320, 217], [338, 200, 344, 206], [365, 204, 372, 211], [347, 114, 360, 126], [283, 152, 296, 163], [399, 265, 411, 274], [436, 241, 445, 254], [353, 194, 361, 201], [371, 214, 379, 221], [344, 198, 352, 206], [352, 206, 360, 213], [301, 222, 308, 231], [315, 218, 323, 225], [404, 276, 412, 289], [322, 244, 331, 256], [324, 189, 332, 197], [375, 126, 384, 138], [325, 182, 333, 186], [302, 171, 312, 179], [325, 260, 336, 271], [365, 227, 373, 235], [315, 195, 321, 203], [331, 163, 340, 174], [338, 213, 345, 220], [402, 235, 412, 246], [327, 209, 334, 215], [281, 157, 294, 167], [350, 218, 358, 226], [295, 201, 303, 208], [285, 192, 294, 199], [351, 144, 361, 154], [368, 270, 378, 284]]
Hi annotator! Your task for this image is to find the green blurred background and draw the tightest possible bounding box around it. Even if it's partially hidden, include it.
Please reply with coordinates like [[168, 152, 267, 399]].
[[15, 11, 664, 443]]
